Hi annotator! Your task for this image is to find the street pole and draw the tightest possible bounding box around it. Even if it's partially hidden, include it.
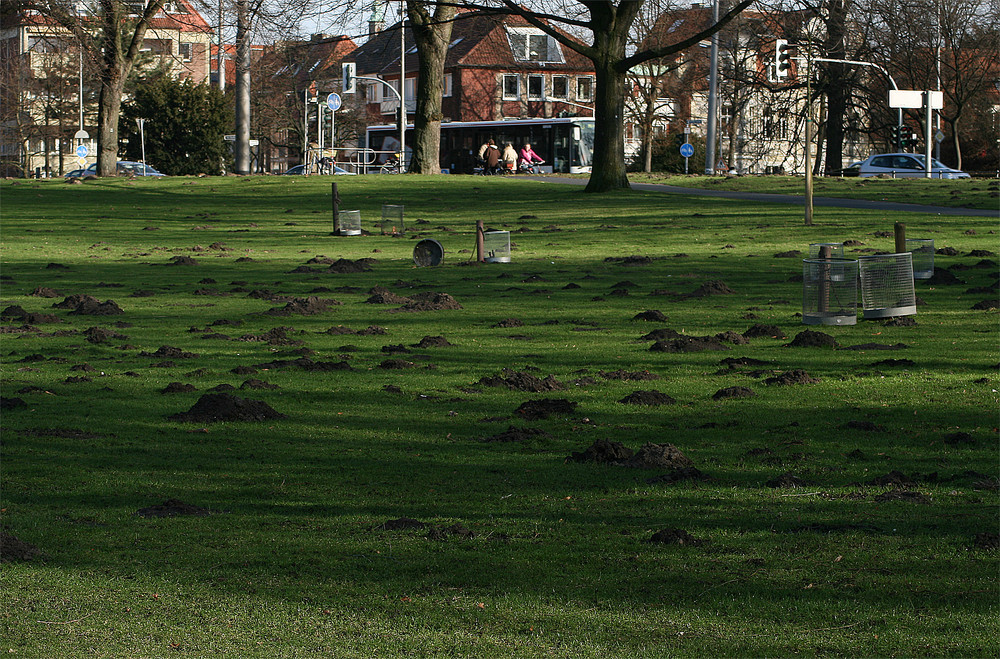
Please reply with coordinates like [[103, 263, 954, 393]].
[[804, 49, 813, 225], [303, 88, 308, 171], [136, 118, 146, 169], [399, 0, 406, 171], [704, 0, 719, 175], [234, 0, 250, 175]]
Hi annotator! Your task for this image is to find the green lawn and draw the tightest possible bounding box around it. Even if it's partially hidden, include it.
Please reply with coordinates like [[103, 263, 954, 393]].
[[1, 174, 997, 657]]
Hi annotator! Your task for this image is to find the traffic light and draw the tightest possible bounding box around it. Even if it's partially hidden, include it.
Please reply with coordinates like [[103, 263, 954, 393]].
[[775, 39, 791, 78], [891, 124, 903, 149], [342, 62, 356, 94]]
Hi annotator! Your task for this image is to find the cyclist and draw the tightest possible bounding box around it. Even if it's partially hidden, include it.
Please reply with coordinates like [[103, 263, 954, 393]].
[[518, 142, 544, 173]]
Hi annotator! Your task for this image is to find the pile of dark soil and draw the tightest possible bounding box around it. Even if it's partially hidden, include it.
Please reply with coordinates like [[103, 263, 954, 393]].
[[873, 490, 930, 503], [379, 358, 415, 369], [883, 317, 918, 327], [239, 327, 303, 346], [647, 528, 704, 546], [618, 390, 676, 406], [328, 258, 375, 273], [688, 280, 735, 297], [944, 432, 975, 446], [773, 250, 802, 258], [376, 517, 426, 531], [786, 330, 838, 348], [871, 358, 915, 367], [53, 294, 124, 316], [719, 357, 770, 368], [743, 324, 787, 339], [605, 255, 654, 266], [936, 246, 959, 256], [392, 292, 462, 312], [252, 357, 351, 371], [167, 256, 198, 266], [712, 386, 756, 400], [492, 318, 524, 328], [414, 336, 453, 348], [481, 425, 553, 442], [973, 532, 999, 550], [567, 438, 633, 464], [366, 287, 411, 304], [0, 532, 41, 562], [625, 443, 692, 469], [381, 344, 410, 354], [766, 472, 810, 488], [650, 336, 730, 353], [140, 345, 199, 359], [516, 398, 577, 420], [1, 397, 27, 410], [598, 369, 660, 381], [427, 524, 474, 541], [323, 325, 387, 335], [633, 310, 668, 321], [479, 368, 565, 392], [926, 268, 964, 285], [715, 331, 749, 345], [84, 326, 129, 344], [863, 470, 916, 487], [640, 328, 683, 341], [266, 296, 340, 316], [28, 287, 62, 298], [167, 393, 287, 423], [162, 382, 197, 394], [136, 499, 214, 518], [971, 299, 999, 310], [646, 466, 709, 485], [764, 369, 819, 385]]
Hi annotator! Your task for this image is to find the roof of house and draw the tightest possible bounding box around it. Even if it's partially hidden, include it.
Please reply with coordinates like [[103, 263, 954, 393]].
[[255, 34, 357, 90], [348, 10, 593, 76]]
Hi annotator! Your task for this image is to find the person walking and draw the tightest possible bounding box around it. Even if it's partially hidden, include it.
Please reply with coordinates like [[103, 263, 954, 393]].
[[483, 140, 501, 175]]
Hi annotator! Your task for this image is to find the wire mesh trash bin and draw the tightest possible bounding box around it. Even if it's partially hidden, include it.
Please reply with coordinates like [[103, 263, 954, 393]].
[[858, 253, 916, 319], [381, 204, 404, 235], [484, 231, 511, 263], [339, 210, 362, 236], [905, 238, 934, 279], [413, 239, 443, 266], [802, 258, 858, 325]]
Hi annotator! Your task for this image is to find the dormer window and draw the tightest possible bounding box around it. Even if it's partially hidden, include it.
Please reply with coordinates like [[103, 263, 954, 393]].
[[506, 27, 564, 63]]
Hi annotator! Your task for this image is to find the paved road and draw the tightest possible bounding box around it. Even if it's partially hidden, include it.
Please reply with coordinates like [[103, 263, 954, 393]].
[[529, 176, 999, 218]]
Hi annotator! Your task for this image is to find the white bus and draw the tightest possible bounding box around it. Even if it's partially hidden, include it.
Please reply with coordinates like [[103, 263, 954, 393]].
[[364, 117, 594, 174]]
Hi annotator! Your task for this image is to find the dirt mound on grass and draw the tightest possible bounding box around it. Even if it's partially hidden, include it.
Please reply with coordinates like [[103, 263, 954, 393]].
[[764, 369, 820, 385], [140, 346, 199, 359], [618, 390, 676, 406], [366, 288, 411, 304], [647, 528, 704, 546], [266, 296, 340, 316], [481, 426, 553, 442], [598, 369, 661, 381], [650, 336, 730, 353], [567, 439, 633, 463], [28, 287, 62, 298], [516, 398, 577, 420], [712, 386, 756, 400], [53, 294, 124, 316], [168, 393, 286, 423], [492, 318, 524, 328], [391, 292, 462, 312], [136, 499, 214, 518], [568, 440, 691, 469], [0, 532, 41, 562], [640, 328, 683, 341], [973, 532, 999, 550], [379, 358, 415, 369], [414, 336, 453, 348], [926, 268, 964, 285], [328, 258, 375, 273], [633, 310, 668, 321], [787, 331, 838, 348], [84, 326, 129, 344], [252, 357, 351, 371], [479, 368, 565, 392], [743, 324, 788, 339], [161, 382, 197, 394], [688, 280, 735, 297]]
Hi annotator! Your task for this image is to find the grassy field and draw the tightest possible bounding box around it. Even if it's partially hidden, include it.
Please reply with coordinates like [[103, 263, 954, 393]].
[[1, 174, 997, 657], [627, 173, 1000, 211]]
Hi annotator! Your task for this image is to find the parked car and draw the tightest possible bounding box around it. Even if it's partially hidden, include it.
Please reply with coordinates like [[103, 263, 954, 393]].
[[280, 164, 355, 175], [826, 161, 861, 177], [66, 161, 165, 178], [857, 153, 970, 179]]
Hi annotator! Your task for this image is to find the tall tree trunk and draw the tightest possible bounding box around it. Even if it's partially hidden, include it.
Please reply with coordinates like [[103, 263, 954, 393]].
[[823, 0, 851, 174], [407, 1, 455, 174], [96, 69, 126, 176]]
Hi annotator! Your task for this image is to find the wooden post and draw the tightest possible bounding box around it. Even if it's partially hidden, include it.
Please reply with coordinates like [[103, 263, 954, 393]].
[[331, 182, 340, 234], [476, 220, 485, 263], [894, 222, 906, 254], [818, 245, 831, 313]]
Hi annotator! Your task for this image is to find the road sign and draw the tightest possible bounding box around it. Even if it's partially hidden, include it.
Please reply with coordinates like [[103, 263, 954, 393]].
[[934, 130, 945, 144], [77, 157, 87, 167], [679, 143, 694, 158], [327, 93, 342, 111], [76, 144, 88, 158], [224, 134, 236, 141], [889, 89, 943, 109]]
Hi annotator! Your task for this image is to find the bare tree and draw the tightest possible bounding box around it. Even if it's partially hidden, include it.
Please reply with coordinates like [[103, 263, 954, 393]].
[[406, 0, 456, 174]]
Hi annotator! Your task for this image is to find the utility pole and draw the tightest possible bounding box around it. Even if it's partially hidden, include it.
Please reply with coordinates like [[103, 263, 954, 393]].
[[398, 0, 406, 171], [704, 0, 719, 175], [217, 0, 225, 92], [234, 0, 250, 174]]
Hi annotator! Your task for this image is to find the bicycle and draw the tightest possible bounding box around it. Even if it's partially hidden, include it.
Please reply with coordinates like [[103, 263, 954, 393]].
[[379, 153, 403, 174]]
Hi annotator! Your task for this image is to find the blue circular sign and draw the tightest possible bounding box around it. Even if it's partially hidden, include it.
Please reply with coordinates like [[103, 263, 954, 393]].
[[327, 93, 342, 111], [76, 144, 88, 158], [679, 143, 694, 158]]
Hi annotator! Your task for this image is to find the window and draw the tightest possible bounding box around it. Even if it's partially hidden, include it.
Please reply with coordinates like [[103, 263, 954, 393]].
[[577, 76, 593, 101], [443, 73, 452, 97], [527, 75, 544, 100], [179, 42, 192, 61], [502, 74, 519, 100], [551, 75, 568, 99], [366, 81, 381, 103], [506, 27, 564, 63]]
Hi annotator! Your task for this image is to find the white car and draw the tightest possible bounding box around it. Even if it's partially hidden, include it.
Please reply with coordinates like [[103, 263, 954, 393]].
[[857, 153, 970, 179]]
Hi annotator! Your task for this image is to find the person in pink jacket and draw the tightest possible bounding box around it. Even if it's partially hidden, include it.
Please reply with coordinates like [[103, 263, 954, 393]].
[[518, 143, 544, 172]]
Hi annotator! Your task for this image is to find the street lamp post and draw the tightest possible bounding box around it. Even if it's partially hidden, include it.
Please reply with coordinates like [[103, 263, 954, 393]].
[[136, 118, 146, 169]]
